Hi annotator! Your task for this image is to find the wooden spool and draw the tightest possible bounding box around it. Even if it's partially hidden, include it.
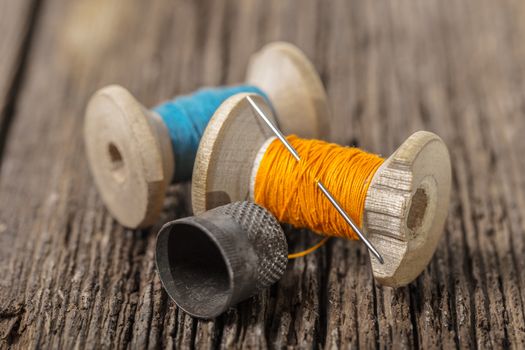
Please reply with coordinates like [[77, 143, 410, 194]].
[[84, 42, 330, 228], [192, 94, 452, 287]]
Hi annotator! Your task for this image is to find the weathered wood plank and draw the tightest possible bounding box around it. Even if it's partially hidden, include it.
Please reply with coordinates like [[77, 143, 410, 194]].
[[0, 0, 41, 157], [2, 0, 525, 348]]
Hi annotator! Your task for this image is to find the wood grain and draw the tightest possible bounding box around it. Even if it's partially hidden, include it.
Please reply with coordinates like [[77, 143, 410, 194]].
[[2, 0, 525, 348], [0, 0, 41, 158]]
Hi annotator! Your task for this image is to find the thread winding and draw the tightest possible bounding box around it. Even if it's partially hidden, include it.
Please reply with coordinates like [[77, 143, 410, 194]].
[[254, 135, 384, 256], [154, 85, 269, 181]]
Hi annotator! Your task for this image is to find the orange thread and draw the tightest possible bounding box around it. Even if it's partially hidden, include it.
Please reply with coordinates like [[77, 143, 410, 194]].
[[254, 135, 384, 258]]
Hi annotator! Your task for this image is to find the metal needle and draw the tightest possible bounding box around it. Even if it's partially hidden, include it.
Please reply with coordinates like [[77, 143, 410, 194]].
[[247, 96, 385, 264]]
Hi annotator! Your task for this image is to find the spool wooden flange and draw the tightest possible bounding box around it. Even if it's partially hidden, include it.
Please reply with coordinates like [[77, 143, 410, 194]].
[[192, 94, 451, 287], [192, 94, 275, 213], [245, 42, 330, 139], [84, 41, 330, 228], [363, 132, 451, 286], [84, 85, 174, 228]]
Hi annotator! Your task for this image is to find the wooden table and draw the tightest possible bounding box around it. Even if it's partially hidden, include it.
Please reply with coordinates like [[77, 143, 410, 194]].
[[1, 0, 525, 348]]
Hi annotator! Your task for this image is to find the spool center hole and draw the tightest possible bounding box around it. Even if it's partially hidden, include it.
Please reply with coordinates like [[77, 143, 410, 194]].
[[407, 188, 428, 233], [107, 143, 125, 183]]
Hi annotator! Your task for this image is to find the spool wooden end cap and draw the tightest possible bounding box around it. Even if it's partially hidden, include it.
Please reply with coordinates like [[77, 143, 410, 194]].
[[192, 93, 275, 214], [246, 41, 331, 140], [364, 131, 451, 287], [84, 85, 173, 228]]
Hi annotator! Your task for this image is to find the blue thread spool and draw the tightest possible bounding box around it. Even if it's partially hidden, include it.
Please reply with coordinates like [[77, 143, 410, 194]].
[[84, 42, 331, 228], [153, 85, 268, 181]]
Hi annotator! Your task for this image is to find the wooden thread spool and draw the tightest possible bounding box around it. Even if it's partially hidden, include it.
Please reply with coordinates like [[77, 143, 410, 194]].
[[84, 42, 330, 228], [192, 94, 452, 287]]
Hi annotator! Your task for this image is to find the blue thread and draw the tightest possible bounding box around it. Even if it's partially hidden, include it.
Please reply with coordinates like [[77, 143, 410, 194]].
[[153, 85, 269, 182]]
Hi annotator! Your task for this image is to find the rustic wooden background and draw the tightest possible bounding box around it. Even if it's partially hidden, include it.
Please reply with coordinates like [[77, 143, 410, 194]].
[[1, 0, 525, 348]]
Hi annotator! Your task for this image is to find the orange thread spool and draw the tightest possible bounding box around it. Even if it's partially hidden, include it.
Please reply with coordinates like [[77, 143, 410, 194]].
[[254, 135, 384, 258]]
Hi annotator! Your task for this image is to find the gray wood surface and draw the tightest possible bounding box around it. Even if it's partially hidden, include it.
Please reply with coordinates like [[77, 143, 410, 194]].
[[1, 0, 525, 348], [0, 0, 41, 157]]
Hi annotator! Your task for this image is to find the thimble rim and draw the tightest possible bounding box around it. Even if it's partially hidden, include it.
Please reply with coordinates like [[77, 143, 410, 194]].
[[155, 217, 237, 319]]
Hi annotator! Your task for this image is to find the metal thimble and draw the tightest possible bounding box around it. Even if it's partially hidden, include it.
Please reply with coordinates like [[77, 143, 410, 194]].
[[155, 201, 288, 318]]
